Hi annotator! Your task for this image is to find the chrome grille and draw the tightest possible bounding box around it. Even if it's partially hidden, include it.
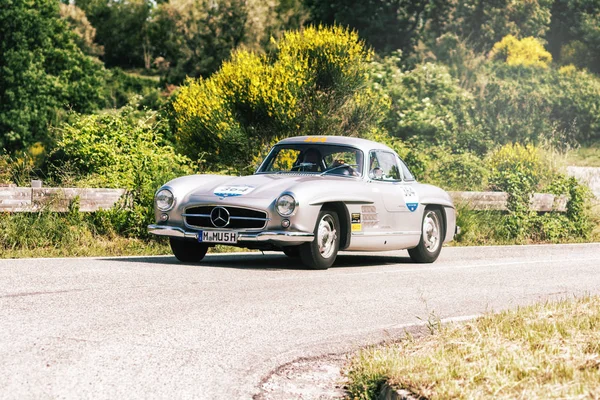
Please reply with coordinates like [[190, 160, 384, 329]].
[[183, 206, 268, 229]]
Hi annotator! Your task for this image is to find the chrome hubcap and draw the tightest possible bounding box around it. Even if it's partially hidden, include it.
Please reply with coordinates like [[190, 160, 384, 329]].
[[317, 214, 337, 259], [423, 211, 440, 253]]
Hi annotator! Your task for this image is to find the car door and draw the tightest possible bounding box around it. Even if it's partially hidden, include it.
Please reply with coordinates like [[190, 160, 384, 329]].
[[367, 150, 422, 233]]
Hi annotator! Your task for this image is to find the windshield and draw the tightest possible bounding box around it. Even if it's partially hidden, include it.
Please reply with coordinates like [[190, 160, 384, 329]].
[[258, 144, 364, 177]]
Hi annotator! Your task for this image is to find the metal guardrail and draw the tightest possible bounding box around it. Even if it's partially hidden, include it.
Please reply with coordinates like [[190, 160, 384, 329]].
[[0, 184, 570, 213]]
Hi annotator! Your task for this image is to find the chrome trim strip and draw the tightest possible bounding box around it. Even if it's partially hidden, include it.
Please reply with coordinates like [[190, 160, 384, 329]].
[[184, 204, 267, 214], [230, 216, 271, 221], [182, 213, 270, 222], [351, 231, 421, 236], [148, 225, 314, 243]]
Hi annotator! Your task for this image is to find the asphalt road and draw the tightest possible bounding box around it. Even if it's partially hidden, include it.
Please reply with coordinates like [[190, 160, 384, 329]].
[[1, 244, 599, 399]]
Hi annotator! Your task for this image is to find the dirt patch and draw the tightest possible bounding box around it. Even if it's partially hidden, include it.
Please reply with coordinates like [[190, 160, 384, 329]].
[[255, 353, 350, 400]]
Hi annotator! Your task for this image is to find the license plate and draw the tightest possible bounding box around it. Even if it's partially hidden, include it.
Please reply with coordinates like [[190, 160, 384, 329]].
[[198, 230, 238, 244]]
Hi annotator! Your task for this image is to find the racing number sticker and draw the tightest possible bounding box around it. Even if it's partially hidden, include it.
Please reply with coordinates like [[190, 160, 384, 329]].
[[402, 187, 419, 212], [213, 185, 255, 197]]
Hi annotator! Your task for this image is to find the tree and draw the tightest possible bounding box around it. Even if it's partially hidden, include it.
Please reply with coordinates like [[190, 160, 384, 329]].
[[305, 0, 452, 55], [0, 0, 105, 152], [75, 0, 153, 69], [546, 0, 600, 73], [59, 2, 104, 57], [448, 0, 553, 52], [149, 0, 248, 83]]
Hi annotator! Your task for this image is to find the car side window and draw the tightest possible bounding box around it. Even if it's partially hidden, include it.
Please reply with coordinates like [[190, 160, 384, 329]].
[[398, 157, 415, 181], [369, 151, 401, 181]]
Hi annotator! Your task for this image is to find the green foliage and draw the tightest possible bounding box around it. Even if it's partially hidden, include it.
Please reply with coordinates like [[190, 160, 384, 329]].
[[547, 0, 600, 73], [0, 0, 106, 152], [59, 2, 103, 57], [173, 25, 384, 172], [76, 0, 153, 69], [487, 143, 544, 238], [50, 104, 194, 237], [473, 63, 600, 146], [103, 68, 164, 110], [52, 104, 191, 189], [149, 0, 248, 83], [0, 143, 46, 186], [484, 143, 593, 241], [490, 35, 552, 68], [448, 0, 553, 52], [488, 143, 545, 194], [0, 209, 169, 257], [369, 55, 488, 153], [305, 0, 452, 55]]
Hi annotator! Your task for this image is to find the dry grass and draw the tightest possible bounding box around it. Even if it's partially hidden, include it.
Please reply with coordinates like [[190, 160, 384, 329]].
[[347, 296, 600, 399], [567, 145, 600, 167]]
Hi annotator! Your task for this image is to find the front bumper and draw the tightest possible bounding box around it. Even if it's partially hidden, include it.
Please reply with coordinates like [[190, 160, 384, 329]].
[[148, 224, 314, 243]]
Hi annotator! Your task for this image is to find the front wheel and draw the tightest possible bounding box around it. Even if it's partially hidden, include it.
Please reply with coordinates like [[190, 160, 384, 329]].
[[299, 210, 340, 270], [170, 238, 209, 263], [408, 208, 443, 263]]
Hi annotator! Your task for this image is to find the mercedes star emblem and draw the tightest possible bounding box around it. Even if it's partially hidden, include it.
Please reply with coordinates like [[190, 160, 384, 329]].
[[210, 206, 230, 228]]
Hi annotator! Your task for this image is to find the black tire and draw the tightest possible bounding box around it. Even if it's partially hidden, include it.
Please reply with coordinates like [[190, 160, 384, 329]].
[[282, 246, 300, 258], [169, 238, 209, 263], [408, 208, 444, 263], [299, 209, 340, 270]]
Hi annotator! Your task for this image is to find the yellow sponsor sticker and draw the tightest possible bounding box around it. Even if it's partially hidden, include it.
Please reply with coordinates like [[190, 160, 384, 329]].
[[304, 137, 327, 143], [351, 223, 362, 232]]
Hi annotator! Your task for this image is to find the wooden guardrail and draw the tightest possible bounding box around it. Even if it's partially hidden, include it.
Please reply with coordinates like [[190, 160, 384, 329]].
[[449, 191, 569, 212], [0, 185, 570, 213], [0, 186, 126, 212]]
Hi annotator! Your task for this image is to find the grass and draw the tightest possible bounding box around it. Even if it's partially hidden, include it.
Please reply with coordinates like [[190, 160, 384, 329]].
[[452, 199, 600, 246], [0, 211, 170, 258], [346, 296, 600, 399], [567, 145, 600, 167], [0, 211, 256, 259], [1, 236, 170, 259]]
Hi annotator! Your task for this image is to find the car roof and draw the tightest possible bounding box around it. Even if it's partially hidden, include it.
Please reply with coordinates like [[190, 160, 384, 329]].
[[276, 135, 395, 153]]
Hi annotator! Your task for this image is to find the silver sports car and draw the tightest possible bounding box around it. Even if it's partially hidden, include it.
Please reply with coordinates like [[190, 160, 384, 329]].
[[149, 136, 457, 269]]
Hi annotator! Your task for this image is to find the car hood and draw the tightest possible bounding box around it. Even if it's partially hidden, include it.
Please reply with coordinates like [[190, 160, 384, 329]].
[[187, 173, 333, 201]]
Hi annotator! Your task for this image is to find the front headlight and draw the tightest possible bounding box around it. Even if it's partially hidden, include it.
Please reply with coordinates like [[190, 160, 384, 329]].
[[156, 189, 174, 211], [276, 194, 296, 216]]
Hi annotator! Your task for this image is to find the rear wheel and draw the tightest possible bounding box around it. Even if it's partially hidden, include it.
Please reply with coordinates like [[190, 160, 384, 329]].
[[408, 208, 443, 263], [299, 210, 340, 270], [169, 238, 209, 263]]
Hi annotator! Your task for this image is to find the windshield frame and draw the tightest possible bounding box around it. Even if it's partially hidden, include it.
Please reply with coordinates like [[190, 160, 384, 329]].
[[256, 143, 365, 178]]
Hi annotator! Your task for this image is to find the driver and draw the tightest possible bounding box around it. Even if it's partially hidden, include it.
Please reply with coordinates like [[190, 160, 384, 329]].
[[299, 148, 322, 172]]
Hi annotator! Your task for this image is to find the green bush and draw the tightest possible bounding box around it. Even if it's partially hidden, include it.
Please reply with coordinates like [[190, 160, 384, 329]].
[[487, 143, 546, 238], [368, 56, 487, 153], [474, 62, 600, 146], [103, 68, 165, 110], [483, 143, 593, 241], [50, 104, 194, 237]]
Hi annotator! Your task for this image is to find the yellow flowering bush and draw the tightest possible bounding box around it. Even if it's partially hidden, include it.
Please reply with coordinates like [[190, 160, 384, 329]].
[[490, 35, 552, 68], [173, 25, 384, 173]]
